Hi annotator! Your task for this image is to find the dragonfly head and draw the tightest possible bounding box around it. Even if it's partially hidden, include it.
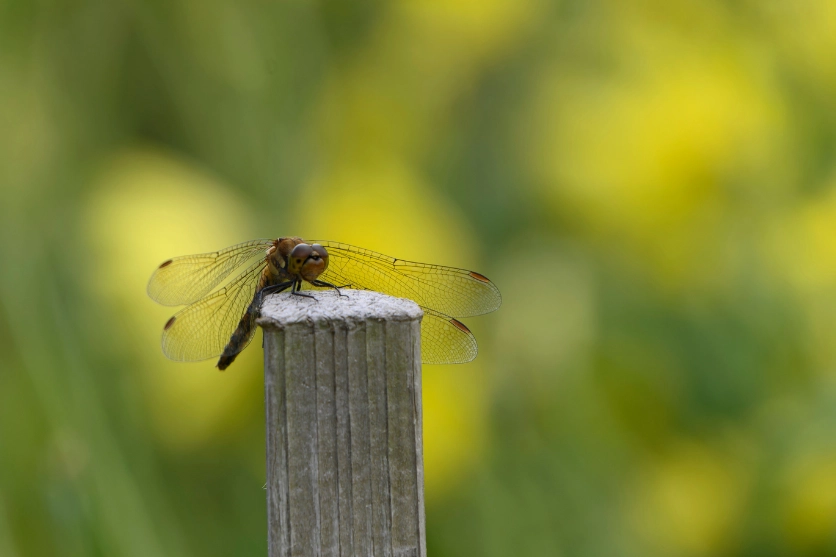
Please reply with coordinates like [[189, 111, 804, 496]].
[[288, 243, 329, 282]]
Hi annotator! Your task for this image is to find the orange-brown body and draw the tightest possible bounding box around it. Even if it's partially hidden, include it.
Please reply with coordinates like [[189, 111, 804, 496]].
[[217, 237, 332, 369]]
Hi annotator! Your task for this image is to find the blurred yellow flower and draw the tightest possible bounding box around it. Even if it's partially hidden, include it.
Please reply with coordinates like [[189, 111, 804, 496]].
[[629, 441, 749, 556], [315, 0, 542, 166], [524, 28, 788, 292], [781, 448, 836, 551], [84, 147, 261, 450], [767, 179, 836, 368], [762, 0, 836, 87]]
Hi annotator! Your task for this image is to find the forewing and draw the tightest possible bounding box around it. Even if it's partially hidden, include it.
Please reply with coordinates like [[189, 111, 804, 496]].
[[148, 239, 273, 306], [311, 241, 501, 318], [421, 309, 478, 364], [160, 259, 265, 361]]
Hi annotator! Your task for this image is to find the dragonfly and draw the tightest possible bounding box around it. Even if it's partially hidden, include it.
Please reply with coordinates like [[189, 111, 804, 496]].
[[147, 237, 501, 370]]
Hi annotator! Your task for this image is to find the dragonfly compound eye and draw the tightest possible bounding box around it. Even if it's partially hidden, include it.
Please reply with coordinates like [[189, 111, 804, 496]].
[[288, 244, 313, 274], [311, 244, 329, 268], [298, 243, 329, 282]]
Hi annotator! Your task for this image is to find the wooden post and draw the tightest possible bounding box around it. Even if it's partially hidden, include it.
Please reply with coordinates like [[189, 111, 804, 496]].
[[258, 289, 426, 557]]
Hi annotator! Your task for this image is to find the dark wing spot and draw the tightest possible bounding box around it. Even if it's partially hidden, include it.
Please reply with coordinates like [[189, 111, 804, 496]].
[[469, 271, 491, 283], [159, 259, 173, 268], [164, 316, 176, 330], [450, 318, 471, 334]]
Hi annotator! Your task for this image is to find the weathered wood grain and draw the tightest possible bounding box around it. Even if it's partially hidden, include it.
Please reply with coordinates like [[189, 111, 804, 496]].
[[259, 290, 426, 557]]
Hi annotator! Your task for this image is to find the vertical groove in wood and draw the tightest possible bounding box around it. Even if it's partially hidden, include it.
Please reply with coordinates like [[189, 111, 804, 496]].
[[263, 294, 425, 557], [284, 325, 320, 557], [366, 318, 393, 557], [347, 325, 372, 556], [385, 320, 419, 557], [314, 323, 339, 556], [333, 325, 354, 556], [266, 329, 290, 557]]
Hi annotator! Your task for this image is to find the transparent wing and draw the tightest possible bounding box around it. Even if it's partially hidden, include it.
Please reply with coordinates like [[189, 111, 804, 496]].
[[160, 259, 266, 362], [421, 309, 478, 364], [148, 239, 273, 306], [310, 241, 501, 318]]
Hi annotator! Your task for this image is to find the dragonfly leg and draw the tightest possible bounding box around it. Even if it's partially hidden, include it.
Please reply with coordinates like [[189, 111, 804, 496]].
[[311, 279, 349, 297], [291, 279, 318, 301], [257, 280, 294, 304]]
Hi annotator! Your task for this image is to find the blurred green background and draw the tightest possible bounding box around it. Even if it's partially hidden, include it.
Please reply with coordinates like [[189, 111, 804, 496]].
[[3, 0, 836, 555]]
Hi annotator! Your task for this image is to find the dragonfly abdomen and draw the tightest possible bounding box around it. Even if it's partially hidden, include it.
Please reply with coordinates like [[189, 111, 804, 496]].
[[216, 298, 260, 370], [216, 266, 279, 370]]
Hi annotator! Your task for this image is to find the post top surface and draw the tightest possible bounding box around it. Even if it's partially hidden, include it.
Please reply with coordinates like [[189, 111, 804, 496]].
[[257, 289, 423, 329]]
